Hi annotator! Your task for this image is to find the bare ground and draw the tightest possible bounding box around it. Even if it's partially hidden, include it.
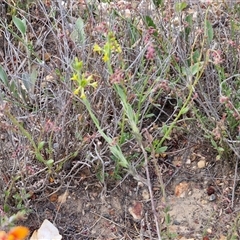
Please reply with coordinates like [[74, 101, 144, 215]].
[[18, 142, 240, 239]]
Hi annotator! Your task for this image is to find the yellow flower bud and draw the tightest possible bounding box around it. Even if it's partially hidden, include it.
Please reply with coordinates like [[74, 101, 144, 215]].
[[80, 89, 86, 99], [103, 54, 109, 62], [93, 43, 102, 54], [71, 73, 78, 81], [90, 82, 98, 88], [73, 87, 81, 95]]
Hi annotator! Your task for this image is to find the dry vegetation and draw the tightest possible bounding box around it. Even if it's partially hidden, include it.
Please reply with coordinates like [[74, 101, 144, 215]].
[[0, 0, 240, 239]]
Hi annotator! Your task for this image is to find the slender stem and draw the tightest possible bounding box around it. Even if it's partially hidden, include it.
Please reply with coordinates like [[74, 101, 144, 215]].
[[140, 143, 162, 240]]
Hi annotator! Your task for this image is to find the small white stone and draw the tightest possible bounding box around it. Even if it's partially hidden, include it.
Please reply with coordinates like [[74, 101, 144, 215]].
[[207, 228, 212, 233], [141, 189, 150, 200], [209, 194, 216, 202], [197, 159, 206, 169], [186, 159, 191, 165]]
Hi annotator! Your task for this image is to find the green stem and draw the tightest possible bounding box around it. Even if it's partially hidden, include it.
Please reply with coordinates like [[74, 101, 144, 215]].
[[83, 98, 129, 168], [5, 111, 45, 163]]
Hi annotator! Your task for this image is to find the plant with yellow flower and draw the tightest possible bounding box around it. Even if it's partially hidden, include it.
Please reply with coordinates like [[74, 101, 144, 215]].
[[93, 32, 122, 73], [71, 57, 98, 99]]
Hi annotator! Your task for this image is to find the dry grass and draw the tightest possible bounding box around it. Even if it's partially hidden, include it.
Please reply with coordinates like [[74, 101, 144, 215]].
[[0, 0, 240, 239]]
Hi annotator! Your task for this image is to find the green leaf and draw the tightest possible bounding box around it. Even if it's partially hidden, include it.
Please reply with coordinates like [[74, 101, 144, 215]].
[[0, 65, 8, 86], [115, 84, 141, 141], [128, 22, 141, 46], [4, 204, 10, 213], [46, 159, 54, 167], [145, 147, 151, 153], [164, 205, 171, 212], [190, 62, 204, 76], [166, 213, 171, 224], [36, 153, 43, 162], [185, 14, 193, 26], [161, 124, 169, 135], [10, 81, 17, 94], [12, 16, 26, 35], [145, 113, 155, 118], [155, 146, 168, 154], [110, 145, 129, 168], [205, 20, 213, 44], [182, 62, 204, 76], [4, 190, 10, 198], [210, 138, 217, 148], [192, 49, 200, 63], [217, 147, 225, 152], [70, 17, 86, 44], [175, 2, 188, 12], [38, 141, 45, 151], [152, 0, 163, 8], [181, 107, 189, 115], [144, 16, 157, 36], [184, 14, 193, 41]]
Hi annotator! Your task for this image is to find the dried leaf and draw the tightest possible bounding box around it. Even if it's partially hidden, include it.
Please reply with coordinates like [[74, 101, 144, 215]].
[[57, 190, 69, 204], [128, 201, 143, 220], [49, 193, 58, 202], [175, 181, 189, 198]]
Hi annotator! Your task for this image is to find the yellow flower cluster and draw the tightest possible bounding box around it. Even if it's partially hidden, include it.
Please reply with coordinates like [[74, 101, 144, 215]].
[[93, 32, 122, 62], [71, 58, 98, 99]]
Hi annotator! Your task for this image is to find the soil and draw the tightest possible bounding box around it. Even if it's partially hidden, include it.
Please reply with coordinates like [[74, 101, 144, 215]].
[[20, 144, 240, 240]]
